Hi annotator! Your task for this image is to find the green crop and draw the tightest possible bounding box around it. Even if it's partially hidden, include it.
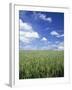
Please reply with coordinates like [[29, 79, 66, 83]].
[[19, 50, 64, 79]]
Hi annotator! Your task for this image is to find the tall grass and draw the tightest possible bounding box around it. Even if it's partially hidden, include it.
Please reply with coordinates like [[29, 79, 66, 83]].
[[19, 50, 64, 79]]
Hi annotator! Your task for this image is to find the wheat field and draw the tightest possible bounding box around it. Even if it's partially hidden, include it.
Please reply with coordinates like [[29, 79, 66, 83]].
[[19, 50, 64, 79]]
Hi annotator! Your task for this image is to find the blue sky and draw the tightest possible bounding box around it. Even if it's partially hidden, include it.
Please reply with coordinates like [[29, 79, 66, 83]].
[[19, 10, 64, 50]]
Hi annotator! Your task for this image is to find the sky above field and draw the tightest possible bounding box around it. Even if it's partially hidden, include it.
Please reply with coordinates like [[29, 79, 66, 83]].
[[19, 10, 64, 50]]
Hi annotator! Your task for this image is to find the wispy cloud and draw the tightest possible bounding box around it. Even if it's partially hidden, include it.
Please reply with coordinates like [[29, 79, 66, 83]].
[[50, 31, 64, 38], [38, 13, 52, 22], [55, 41, 60, 44], [33, 12, 52, 23], [56, 34, 64, 38]]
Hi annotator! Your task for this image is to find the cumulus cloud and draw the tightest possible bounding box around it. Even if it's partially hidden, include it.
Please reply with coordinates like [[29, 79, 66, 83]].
[[50, 31, 59, 36], [20, 35, 31, 44], [20, 19, 32, 31], [20, 31, 39, 38], [46, 17, 52, 22], [19, 19, 40, 44], [41, 37, 47, 41], [50, 31, 64, 38]]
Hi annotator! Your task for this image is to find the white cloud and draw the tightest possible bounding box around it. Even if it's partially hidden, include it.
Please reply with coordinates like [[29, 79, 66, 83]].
[[26, 32, 39, 38], [40, 44, 57, 50], [49, 42, 64, 50], [20, 41, 64, 50], [51, 42, 64, 50], [22, 45, 37, 50], [33, 12, 38, 20], [41, 41, 64, 50], [20, 19, 32, 31], [20, 31, 39, 38], [46, 27, 50, 30], [55, 41, 60, 44], [58, 46, 64, 50], [41, 37, 47, 41], [56, 34, 64, 38], [20, 36, 30, 44], [50, 31, 64, 38], [58, 42, 64, 50], [33, 12, 52, 22], [46, 17, 52, 22], [38, 13, 52, 22], [19, 19, 40, 44], [58, 42, 64, 46], [50, 31, 59, 36]]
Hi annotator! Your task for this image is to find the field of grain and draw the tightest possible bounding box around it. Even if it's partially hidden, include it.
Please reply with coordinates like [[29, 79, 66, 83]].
[[19, 50, 64, 79]]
